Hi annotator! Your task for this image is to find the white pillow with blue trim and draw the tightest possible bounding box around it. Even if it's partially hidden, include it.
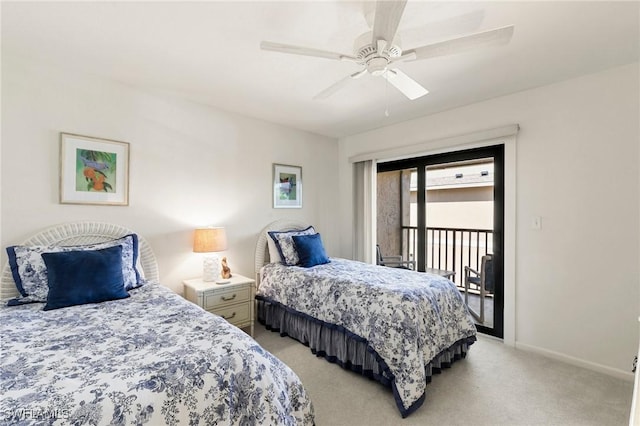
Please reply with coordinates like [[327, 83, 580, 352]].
[[267, 226, 316, 266]]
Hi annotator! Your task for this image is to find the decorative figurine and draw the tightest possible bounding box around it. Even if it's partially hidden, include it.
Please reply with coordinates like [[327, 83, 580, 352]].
[[221, 256, 232, 279]]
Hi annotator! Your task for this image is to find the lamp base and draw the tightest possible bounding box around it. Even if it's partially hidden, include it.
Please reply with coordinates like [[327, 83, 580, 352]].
[[202, 255, 220, 282]]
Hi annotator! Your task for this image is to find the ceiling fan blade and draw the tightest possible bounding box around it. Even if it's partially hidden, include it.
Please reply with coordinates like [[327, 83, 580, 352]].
[[402, 9, 485, 42], [260, 41, 358, 62], [377, 39, 388, 55], [393, 51, 417, 62], [313, 69, 367, 100], [382, 68, 429, 100], [404, 25, 514, 61], [372, 0, 407, 45]]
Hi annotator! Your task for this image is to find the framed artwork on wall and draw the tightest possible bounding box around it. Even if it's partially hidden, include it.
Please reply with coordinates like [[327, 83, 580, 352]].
[[273, 163, 302, 209], [59, 132, 130, 206]]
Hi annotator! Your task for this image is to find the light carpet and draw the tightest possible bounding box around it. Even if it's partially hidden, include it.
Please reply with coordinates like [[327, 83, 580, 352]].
[[254, 326, 633, 425]]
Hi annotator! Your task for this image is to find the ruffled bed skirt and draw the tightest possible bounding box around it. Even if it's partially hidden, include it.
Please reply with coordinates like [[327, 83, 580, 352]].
[[256, 297, 476, 418]]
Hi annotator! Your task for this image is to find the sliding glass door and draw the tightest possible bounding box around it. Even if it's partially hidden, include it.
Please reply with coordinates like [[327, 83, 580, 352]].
[[377, 145, 504, 338]]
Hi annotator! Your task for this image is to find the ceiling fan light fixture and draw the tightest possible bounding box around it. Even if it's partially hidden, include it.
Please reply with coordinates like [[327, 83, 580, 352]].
[[367, 57, 389, 76]]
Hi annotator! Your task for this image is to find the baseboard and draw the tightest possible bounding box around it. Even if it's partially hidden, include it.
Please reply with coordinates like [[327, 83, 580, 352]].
[[477, 333, 503, 343], [515, 341, 635, 382]]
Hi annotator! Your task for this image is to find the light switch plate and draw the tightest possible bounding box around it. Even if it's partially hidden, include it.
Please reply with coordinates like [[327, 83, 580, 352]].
[[532, 216, 542, 230]]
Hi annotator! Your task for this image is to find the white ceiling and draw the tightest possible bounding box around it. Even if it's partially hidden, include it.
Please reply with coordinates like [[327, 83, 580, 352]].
[[2, 1, 639, 139]]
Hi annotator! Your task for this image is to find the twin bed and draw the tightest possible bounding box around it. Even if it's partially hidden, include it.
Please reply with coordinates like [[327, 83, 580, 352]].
[[255, 219, 477, 418], [0, 222, 313, 425], [0, 219, 476, 424]]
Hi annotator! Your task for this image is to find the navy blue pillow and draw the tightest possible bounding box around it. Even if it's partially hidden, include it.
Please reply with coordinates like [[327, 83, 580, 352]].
[[292, 233, 330, 268], [41, 245, 129, 311]]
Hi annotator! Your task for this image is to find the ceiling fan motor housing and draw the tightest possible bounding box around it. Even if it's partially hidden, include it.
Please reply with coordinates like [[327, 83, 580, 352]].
[[354, 31, 402, 75]]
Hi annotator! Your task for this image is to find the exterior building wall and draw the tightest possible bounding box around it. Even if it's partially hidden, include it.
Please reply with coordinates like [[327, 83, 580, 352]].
[[376, 171, 402, 260], [401, 170, 412, 256], [409, 186, 494, 230]]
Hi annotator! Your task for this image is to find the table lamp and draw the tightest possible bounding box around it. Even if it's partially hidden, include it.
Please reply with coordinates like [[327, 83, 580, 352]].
[[193, 227, 227, 282]]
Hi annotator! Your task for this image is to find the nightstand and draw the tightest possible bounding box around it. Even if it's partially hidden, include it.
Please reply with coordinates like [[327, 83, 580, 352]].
[[183, 274, 255, 336]]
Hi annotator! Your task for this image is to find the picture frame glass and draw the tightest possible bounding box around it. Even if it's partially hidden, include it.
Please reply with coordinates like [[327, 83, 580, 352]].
[[273, 164, 302, 208], [60, 133, 129, 206]]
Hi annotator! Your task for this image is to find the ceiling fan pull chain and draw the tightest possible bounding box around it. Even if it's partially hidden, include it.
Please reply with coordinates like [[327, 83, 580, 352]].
[[384, 75, 390, 117]]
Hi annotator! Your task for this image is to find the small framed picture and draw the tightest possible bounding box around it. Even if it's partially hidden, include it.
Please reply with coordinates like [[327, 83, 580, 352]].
[[273, 163, 302, 209], [60, 133, 130, 206]]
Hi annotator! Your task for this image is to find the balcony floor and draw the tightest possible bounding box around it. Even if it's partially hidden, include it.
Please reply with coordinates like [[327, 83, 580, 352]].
[[459, 290, 494, 329]]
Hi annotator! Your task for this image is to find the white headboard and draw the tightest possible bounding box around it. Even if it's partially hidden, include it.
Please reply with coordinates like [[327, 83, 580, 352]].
[[1, 222, 159, 300], [254, 219, 310, 284]]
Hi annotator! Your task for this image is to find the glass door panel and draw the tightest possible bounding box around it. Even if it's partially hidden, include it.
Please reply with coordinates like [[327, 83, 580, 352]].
[[425, 159, 496, 331]]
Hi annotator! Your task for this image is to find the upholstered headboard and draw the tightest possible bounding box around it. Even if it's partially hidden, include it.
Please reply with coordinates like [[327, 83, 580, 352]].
[[1, 222, 159, 300], [254, 219, 310, 284]]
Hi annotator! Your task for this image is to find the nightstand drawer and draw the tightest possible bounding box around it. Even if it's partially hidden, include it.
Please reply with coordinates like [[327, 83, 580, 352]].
[[203, 287, 250, 310], [213, 303, 250, 325], [183, 274, 255, 336]]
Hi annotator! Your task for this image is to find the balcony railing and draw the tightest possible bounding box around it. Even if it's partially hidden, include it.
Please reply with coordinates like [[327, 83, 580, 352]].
[[400, 226, 493, 286]]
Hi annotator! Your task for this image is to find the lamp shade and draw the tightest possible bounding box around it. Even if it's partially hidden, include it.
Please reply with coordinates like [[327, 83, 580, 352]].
[[193, 227, 227, 253]]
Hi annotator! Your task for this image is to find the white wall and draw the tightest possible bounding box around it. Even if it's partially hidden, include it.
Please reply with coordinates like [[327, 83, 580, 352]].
[[1, 54, 339, 294], [338, 63, 640, 376]]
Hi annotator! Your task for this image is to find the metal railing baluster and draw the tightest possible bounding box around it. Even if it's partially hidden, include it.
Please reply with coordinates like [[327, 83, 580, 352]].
[[397, 226, 492, 288]]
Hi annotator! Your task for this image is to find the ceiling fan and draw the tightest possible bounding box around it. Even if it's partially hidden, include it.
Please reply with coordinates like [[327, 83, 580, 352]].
[[261, 0, 514, 101]]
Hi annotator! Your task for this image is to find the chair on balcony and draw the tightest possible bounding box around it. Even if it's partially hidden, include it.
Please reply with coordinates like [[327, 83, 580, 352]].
[[376, 245, 416, 270], [463, 254, 494, 324]]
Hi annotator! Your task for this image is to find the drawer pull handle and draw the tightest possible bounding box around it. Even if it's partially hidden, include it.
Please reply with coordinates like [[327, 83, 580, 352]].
[[222, 312, 236, 320], [221, 294, 236, 301]]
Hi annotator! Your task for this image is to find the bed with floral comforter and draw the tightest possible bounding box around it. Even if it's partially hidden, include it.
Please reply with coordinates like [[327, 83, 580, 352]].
[[257, 258, 476, 418], [0, 283, 314, 425]]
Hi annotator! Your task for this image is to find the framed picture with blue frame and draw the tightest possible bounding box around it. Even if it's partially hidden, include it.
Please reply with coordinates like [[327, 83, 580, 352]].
[[273, 163, 302, 209]]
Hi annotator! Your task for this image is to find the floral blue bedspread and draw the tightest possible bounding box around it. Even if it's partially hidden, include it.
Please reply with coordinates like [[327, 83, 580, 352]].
[[258, 258, 476, 416], [0, 283, 314, 425]]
